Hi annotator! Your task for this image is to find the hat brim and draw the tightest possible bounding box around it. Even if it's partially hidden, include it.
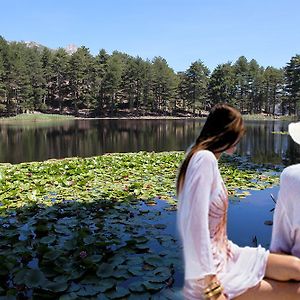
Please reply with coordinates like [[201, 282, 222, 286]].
[[288, 122, 300, 145]]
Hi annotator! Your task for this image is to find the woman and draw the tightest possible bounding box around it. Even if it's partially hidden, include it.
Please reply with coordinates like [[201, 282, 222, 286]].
[[177, 103, 300, 300]]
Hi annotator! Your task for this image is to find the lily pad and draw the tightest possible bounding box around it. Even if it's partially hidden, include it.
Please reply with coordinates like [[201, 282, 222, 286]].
[[24, 269, 47, 288]]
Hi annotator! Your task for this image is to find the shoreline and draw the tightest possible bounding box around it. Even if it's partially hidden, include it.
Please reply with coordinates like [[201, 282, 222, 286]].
[[0, 112, 296, 123]]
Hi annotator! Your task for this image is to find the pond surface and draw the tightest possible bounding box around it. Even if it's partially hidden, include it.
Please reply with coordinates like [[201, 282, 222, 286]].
[[0, 118, 297, 298], [0, 119, 299, 164]]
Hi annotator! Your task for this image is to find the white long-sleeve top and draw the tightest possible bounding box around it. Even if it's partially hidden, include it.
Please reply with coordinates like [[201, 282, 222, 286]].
[[177, 150, 269, 299], [270, 164, 300, 257]]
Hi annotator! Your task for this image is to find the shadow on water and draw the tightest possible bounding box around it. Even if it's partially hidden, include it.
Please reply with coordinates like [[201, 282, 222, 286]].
[[0, 184, 281, 299], [0, 197, 183, 299]]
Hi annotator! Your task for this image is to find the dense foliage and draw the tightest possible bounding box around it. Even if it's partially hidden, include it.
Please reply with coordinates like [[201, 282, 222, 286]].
[[0, 36, 299, 117]]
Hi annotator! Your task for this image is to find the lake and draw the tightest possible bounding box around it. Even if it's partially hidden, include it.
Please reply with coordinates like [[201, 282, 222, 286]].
[[0, 119, 299, 164], [0, 118, 295, 249], [0, 118, 297, 297]]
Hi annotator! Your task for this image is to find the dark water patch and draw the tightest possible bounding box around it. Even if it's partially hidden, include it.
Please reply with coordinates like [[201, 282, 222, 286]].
[[227, 186, 279, 248]]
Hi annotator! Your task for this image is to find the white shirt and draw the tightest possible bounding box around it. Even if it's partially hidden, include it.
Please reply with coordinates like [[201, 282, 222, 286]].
[[270, 164, 300, 257], [177, 150, 268, 299]]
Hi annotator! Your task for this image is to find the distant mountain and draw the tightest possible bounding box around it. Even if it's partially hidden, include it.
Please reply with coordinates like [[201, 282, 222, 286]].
[[23, 41, 46, 49], [20, 40, 78, 54]]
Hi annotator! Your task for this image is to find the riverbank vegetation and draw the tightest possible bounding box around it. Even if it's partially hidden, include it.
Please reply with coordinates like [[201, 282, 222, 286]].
[[0, 152, 280, 298], [0, 113, 75, 124], [0, 36, 299, 118]]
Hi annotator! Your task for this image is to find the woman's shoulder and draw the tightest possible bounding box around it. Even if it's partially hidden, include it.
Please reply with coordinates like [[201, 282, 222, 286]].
[[281, 163, 300, 185], [192, 149, 217, 162], [190, 150, 217, 168]]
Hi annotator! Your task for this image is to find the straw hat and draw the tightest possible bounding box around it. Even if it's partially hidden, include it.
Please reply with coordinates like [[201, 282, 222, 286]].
[[288, 121, 300, 145]]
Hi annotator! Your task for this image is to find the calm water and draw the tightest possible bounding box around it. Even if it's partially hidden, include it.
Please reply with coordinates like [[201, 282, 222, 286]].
[[0, 119, 299, 164], [0, 118, 295, 290]]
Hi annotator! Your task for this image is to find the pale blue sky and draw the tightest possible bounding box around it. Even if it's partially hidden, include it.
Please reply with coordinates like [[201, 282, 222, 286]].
[[1, 0, 299, 72]]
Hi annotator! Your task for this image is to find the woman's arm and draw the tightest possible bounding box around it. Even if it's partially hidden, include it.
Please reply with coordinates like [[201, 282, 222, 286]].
[[178, 151, 218, 279]]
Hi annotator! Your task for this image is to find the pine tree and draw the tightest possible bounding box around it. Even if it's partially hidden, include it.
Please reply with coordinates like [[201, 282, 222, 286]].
[[120, 56, 151, 113], [41, 47, 54, 110], [234, 56, 250, 112], [0, 36, 10, 114], [151, 57, 177, 115], [68, 46, 94, 115], [25, 47, 46, 111], [285, 55, 300, 115], [102, 51, 125, 114], [6, 42, 32, 114], [51, 48, 69, 114], [263, 67, 284, 115], [208, 63, 236, 107], [248, 59, 264, 114], [92, 49, 109, 115], [184, 60, 210, 114]]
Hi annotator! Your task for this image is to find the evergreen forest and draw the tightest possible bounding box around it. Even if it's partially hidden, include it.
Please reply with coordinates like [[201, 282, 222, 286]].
[[0, 36, 300, 117]]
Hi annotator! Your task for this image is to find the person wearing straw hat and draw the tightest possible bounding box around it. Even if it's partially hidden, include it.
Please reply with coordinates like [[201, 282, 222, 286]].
[[270, 121, 300, 257]]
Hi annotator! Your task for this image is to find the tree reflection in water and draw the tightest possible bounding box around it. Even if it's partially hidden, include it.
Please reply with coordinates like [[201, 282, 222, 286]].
[[0, 119, 299, 164]]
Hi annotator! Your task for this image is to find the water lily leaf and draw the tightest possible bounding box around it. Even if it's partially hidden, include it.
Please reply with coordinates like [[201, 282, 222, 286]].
[[128, 265, 144, 276], [40, 235, 56, 244], [45, 281, 69, 292], [142, 281, 165, 292], [83, 235, 96, 245], [59, 292, 79, 300], [80, 276, 100, 285], [98, 278, 116, 292], [24, 269, 47, 288], [96, 294, 110, 300], [128, 293, 151, 300], [154, 224, 167, 230], [67, 282, 81, 293], [43, 249, 63, 260], [112, 267, 130, 279], [97, 263, 114, 278], [105, 286, 130, 299], [134, 235, 148, 242], [13, 269, 28, 285], [144, 255, 164, 267], [135, 242, 149, 250], [108, 255, 126, 266], [63, 239, 77, 251], [128, 281, 146, 293], [77, 285, 101, 296]]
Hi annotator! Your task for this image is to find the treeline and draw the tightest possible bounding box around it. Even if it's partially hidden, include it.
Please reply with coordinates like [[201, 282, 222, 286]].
[[0, 35, 300, 117]]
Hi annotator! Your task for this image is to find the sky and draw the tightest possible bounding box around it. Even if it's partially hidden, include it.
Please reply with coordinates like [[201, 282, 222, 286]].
[[1, 0, 299, 72]]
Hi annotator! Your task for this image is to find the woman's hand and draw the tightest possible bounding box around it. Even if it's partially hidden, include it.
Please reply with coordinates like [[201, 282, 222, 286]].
[[214, 293, 227, 300]]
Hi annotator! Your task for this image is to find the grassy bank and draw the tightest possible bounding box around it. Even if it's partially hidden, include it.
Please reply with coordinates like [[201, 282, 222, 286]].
[[0, 113, 75, 123], [0, 152, 280, 299], [0, 112, 297, 123], [242, 114, 297, 121]]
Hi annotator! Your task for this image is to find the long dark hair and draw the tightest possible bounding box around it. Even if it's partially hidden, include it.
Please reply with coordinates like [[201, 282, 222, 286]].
[[176, 103, 245, 194]]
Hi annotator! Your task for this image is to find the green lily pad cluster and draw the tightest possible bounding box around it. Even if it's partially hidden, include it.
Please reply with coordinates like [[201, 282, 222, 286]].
[[271, 131, 289, 135], [219, 154, 280, 198], [0, 152, 182, 213], [0, 151, 280, 298], [0, 198, 182, 299], [0, 152, 279, 213]]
